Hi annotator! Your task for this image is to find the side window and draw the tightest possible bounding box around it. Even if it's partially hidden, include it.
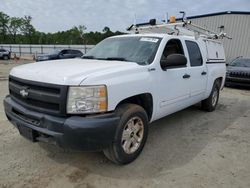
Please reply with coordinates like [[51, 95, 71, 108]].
[[61, 50, 69, 55], [68, 50, 74, 54], [185, 41, 203, 66], [160, 39, 184, 69], [72, 50, 81, 55], [71, 50, 77, 54], [161, 39, 184, 61]]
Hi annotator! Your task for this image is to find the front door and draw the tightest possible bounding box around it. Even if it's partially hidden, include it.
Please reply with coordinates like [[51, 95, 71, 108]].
[[156, 39, 191, 119]]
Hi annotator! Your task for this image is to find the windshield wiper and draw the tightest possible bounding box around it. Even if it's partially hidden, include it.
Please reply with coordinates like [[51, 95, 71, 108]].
[[105, 57, 126, 61], [82, 56, 126, 61], [82, 55, 95, 59]]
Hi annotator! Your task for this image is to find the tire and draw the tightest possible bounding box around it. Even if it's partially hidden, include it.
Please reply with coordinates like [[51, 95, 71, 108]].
[[201, 80, 220, 112], [3, 55, 9, 60], [103, 103, 148, 164]]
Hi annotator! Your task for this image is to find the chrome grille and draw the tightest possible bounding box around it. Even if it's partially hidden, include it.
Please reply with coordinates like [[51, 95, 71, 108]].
[[9, 76, 68, 116], [229, 71, 250, 79]]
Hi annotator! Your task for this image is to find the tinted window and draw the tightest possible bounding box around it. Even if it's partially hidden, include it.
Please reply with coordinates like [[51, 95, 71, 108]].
[[161, 39, 184, 59], [185, 41, 203, 66], [67, 50, 74, 54], [61, 50, 70, 54], [72, 50, 82, 55], [160, 39, 184, 69]]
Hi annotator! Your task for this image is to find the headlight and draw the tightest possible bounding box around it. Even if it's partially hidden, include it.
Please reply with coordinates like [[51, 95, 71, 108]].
[[38, 56, 49, 61], [67, 85, 107, 114]]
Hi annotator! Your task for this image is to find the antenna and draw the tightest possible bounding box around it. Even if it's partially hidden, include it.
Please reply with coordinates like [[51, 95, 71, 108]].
[[133, 14, 139, 34], [165, 13, 168, 23], [179, 11, 186, 22], [134, 14, 137, 26]]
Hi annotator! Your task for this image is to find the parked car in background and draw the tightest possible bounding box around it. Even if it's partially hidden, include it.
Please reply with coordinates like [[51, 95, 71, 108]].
[[0, 49, 11, 60], [36, 49, 83, 62], [225, 58, 250, 87]]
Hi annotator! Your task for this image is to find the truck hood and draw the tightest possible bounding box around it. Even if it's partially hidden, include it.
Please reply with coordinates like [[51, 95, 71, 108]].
[[227, 66, 250, 73], [10, 59, 139, 85]]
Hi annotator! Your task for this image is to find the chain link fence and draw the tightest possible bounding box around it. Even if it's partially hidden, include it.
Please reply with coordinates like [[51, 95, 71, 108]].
[[0, 44, 94, 58]]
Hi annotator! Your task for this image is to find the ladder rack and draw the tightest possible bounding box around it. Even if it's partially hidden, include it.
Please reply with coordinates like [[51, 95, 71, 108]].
[[127, 17, 232, 40]]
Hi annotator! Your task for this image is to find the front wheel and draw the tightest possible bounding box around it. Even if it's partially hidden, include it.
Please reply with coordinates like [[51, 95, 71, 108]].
[[103, 104, 148, 164], [202, 81, 220, 112], [3, 55, 9, 60]]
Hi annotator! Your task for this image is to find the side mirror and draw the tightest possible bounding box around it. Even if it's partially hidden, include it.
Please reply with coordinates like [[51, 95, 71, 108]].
[[161, 54, 187, 70]]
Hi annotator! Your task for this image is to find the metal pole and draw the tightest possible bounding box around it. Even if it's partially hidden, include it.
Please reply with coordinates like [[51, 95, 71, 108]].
[[19, 45, 21, 57]]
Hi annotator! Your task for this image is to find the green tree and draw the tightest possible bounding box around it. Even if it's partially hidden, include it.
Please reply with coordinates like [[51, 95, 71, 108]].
[[78, 25, 87, 38], [0, 12, 10, 43], [103, 26, 111, 33], [69, 25, 87, 44], [21, 15, 35, 44], [0, 11, 125, 45], [7, 17, 24, 43]]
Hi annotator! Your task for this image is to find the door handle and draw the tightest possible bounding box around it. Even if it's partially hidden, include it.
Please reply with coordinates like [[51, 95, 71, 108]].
[[183, 74, 191, 79], [201, 71, 207, 75]]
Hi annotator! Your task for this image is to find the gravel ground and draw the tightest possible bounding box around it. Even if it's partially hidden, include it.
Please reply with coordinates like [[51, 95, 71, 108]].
[[0, 60, 34, 80], [0, 62, 250, 188]]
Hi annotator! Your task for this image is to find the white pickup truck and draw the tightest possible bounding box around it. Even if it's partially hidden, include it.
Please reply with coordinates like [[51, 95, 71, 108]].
[[4, 33, 226, 164]]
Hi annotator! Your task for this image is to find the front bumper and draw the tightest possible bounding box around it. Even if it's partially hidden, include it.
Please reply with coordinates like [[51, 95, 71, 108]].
[[225, 76, 250, 87], [4, 96, 119, 151]]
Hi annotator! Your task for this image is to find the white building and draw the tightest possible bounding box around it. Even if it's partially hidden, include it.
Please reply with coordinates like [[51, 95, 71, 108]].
[[184, 11, 250, 63]]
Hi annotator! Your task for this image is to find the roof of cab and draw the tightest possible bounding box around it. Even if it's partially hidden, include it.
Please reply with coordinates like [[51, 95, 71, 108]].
[[116, 33, 225, 44], [110, 33, 200, 41], [111, 33, 166, 38]]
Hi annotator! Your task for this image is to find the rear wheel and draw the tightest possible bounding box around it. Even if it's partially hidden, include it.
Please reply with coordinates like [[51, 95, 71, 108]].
[[103, 104, 148, 164], [202, 81, 220, 112]]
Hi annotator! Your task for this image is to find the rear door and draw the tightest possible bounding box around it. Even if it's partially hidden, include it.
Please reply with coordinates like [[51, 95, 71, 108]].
[[71, 50, 83, 58], [59, 50, 73, 59], [185, 40, 207, 101]]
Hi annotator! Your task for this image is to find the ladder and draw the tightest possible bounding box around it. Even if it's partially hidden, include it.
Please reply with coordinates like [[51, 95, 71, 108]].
[[127, 13, 232, 40]]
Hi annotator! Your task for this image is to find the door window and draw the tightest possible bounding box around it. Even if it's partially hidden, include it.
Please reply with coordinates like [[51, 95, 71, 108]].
[[185, 41, 203, 66], [161, 39, 184, 69]]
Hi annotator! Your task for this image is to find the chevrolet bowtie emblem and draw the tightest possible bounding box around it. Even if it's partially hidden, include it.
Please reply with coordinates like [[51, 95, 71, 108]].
[[20, 89, 29, 98]]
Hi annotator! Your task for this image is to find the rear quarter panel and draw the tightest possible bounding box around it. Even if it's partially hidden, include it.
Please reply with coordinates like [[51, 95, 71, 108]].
[[205, 63, 226, 98], [203, 39, 226, 98]]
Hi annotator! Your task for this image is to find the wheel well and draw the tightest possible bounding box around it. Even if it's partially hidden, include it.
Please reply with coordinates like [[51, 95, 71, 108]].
[[215, 77, 223, 88], [116, 93, 153, 121]]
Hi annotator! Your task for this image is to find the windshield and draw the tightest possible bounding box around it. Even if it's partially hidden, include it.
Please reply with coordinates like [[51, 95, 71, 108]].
[[230, 58, 250, 67], [83, 36, 162, 65]]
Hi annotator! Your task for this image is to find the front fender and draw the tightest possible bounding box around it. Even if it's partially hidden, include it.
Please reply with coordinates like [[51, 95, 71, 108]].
[[81, 66, 155, 112]]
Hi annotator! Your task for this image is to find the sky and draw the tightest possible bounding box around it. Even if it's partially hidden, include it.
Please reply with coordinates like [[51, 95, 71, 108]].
[[0, 0, 249, 33]]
